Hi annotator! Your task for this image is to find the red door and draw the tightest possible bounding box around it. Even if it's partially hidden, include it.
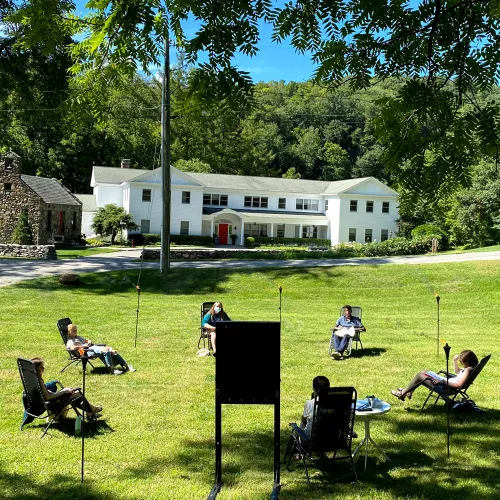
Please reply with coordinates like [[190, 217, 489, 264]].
[[58, 212, 65, 235], [219, 224, 228, 244]]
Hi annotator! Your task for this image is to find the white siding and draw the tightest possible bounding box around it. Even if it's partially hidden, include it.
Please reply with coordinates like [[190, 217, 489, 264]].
[[95, 185, 124, 207]]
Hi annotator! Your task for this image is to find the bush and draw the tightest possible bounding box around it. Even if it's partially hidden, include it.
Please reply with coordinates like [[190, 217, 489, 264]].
[[127, 234, 213, 247], [245, 237, 256, 248], [250, 236, 331, 248], [86, 237, 106, 246], [11, 211, 34, 245], [411, 224, 449, 250]]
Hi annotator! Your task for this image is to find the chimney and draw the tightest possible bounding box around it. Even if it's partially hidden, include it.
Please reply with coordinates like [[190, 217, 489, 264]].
[[121, 159, 131, 169]]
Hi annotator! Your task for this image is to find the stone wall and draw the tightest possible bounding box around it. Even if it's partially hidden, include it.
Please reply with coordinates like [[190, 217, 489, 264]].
[[0, 244, 57, 259], [142, 248, 282, 260]]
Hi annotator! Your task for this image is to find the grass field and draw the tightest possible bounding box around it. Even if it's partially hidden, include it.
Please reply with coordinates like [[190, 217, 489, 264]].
[[0, 261, 499, 499]]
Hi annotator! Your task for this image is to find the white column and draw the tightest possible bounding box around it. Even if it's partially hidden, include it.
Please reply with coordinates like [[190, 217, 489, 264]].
[[210, 219, 214, 236], [299, 224, 303, 239], [270, 223, 274, 238]]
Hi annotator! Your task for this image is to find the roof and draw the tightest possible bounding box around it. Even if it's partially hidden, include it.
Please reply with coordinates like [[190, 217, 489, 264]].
[[92, 166, 149, 184], [203, 207, 329, 221], [75, 194, 97, 212], [189, 172, 367, 194], [21, 175, 82, 206], [92, 165, 397, 196]]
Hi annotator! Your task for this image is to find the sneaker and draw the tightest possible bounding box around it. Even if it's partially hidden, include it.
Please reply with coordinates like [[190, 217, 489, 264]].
[[126, 365, 136, 373], [332, 351, 341, 360], [113, 369, 123, 375]]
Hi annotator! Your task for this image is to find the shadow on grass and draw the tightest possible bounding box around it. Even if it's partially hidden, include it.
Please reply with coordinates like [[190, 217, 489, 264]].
[[11, 266, 345, 296], [0, 464, 115, 500], [22, 418, 114, 439], [346, 347, 386, 359]]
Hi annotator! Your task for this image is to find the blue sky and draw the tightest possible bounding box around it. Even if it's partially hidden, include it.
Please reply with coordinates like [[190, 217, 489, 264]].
[[73, 1, 317, 83]]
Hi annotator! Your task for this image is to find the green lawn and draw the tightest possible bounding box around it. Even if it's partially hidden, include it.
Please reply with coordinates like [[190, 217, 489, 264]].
[[56, 247, 122, 259], [0, 262, 499, 499]]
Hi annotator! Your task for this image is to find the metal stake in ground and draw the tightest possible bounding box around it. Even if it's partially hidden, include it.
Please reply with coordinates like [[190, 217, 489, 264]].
[[435, 293, 440, 356], [80, 356, 89, 482], [443, 342, 451, 458]]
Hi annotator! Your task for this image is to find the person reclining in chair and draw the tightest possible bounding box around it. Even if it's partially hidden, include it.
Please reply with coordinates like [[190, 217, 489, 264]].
[[66, 324, 135, 375], [331, 305, 365, 360], [32, 357, 103, 420], [391, 349, 478, 401]]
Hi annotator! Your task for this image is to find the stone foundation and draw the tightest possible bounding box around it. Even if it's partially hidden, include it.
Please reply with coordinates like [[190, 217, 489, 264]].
[[0, 244, 57, 259]]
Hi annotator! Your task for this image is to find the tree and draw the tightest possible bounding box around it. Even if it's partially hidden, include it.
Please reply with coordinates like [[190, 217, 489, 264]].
[[11, 0, 500, 199], [322, 142, 351, 181], [91, 204, 138, 244], [11, 210, 34, 245], [174, 158, 212, 173]]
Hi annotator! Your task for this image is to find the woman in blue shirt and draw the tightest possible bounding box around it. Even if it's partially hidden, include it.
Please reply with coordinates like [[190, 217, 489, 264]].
[[331, 304, 364, 359], [201, 301, 230, 356]]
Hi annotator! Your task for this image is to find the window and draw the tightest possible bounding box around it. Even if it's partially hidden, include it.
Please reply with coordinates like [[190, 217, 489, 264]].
[[277, 224, 285, 237], [4, 158, 13, 170], [72, 212, 77, 230], [366, 201, 374, 213], [381, 229, 389, 242], [182, 191, 190, 204], [365, 229, 373, 243], [350, 200, 358, 212], [348, 228, 356, 242], [47, 210, 52, 231], [302, 226, 318, 238], [296, 199, 319, 211], [245, 196, 268, 208], [278, 198, 286, 209], [204, 194, 228, 206], [142, 189, 151, 202], [382, 202, 390, 213], [244, 223, 268, 237], [4, 183, 11, 191], [180, 221, 189, 235], [325, 200, 329, 211], [140, 219, 150, 233]]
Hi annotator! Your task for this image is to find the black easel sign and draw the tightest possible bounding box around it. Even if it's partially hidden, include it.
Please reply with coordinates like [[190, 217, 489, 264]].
[[208, 321, 281, 499]]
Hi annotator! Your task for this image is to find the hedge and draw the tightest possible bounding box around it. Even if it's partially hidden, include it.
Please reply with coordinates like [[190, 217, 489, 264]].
[[245, 236, 331, 248], [127, 234, 213, 247]]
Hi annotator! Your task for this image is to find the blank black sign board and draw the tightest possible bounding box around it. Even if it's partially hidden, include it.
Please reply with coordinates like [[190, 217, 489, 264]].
[[209, 321, 281, 499], [216, 321, 280, 404]]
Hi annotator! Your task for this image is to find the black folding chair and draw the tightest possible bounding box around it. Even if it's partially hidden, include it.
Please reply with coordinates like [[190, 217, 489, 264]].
[[57, 317, 104, 373], [420, 354, 491, 413], [198, 302, 215, 350], [18, 358, 81, 438], [284, 387, 358, 484]]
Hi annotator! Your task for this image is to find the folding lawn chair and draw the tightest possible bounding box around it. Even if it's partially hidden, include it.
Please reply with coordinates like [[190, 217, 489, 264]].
[[198, 302, 215, 350], [18, 358, 82, 438], [57, 317, 105, 373], [328, 306, 365, 358], [420, 354, 491, 413], [283, 386, 358, 484]]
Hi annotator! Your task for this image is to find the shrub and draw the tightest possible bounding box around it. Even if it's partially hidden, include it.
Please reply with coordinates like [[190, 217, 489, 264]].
[[251, 236, 331, 248], [245, 237, 256, 248], [11, 211, 34, 245], [127, 234, 213, 247], [411, 224, 449, 250]]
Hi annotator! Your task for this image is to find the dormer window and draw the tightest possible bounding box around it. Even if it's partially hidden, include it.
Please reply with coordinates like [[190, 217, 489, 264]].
[[4, 158, 13, 171]]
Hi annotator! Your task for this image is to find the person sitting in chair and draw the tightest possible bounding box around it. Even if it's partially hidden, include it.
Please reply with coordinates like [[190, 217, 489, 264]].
[[331, 305, 365, 360], [391, 350, 478, 401], [201, 301, 230, 356], [66, 324, 135, 375], [299, 375, 330, 437], [32, 357, 103, 420]]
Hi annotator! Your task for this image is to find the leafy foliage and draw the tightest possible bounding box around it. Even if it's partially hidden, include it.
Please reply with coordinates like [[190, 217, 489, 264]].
[[10, 210, 34, 245], [91, 204, 138, 244]]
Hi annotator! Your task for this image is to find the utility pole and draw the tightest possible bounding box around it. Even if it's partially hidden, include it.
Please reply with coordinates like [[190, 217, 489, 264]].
[[160, 31, 171, 273]]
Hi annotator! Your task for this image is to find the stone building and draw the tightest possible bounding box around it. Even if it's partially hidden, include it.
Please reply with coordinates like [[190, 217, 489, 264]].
[[0, 152, 82, 244]]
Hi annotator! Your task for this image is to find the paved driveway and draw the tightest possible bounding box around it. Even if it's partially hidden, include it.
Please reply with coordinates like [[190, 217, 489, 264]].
[[1, 249, 499, 287]]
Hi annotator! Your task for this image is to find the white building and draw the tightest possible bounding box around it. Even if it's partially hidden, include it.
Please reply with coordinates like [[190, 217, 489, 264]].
[[77, 161, 399, 245]]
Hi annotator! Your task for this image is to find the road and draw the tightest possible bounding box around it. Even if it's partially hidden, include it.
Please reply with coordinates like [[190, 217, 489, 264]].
[[1, 249, 499, 288]]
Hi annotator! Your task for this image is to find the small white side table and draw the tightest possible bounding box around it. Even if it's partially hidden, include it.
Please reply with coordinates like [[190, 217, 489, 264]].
[[353, 400, 391, 471]]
